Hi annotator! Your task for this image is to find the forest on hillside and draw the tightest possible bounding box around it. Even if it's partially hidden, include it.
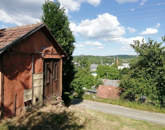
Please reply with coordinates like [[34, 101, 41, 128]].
[[73, 55, 136, 65]]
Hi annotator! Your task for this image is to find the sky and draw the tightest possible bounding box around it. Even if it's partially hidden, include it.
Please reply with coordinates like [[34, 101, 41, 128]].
[[0, 0, 164, 56]]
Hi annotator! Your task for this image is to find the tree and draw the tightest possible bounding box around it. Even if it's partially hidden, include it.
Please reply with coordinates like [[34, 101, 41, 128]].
[[42, 1, 75, 105], [97, 65, 120, 80], [79, 57, 90, 70], [120, 37, 165, 107], [71, 68, 95, 98]]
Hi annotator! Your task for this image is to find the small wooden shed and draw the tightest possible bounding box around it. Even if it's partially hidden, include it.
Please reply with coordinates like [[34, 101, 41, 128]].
[[0, 23, 65, 117]]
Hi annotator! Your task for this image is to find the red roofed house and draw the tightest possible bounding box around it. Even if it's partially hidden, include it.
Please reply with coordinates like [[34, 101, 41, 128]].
[[0, 23, 65, 117]]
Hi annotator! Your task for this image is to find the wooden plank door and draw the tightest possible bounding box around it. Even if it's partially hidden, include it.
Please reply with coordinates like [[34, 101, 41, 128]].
[[44, 59, 59, 100], [52, 61, 60, 96]]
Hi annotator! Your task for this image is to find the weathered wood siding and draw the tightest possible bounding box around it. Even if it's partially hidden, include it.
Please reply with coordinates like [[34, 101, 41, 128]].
[[24, 88, 32, 102], [32, 73, 43, 105], [24, 73, 43, 106]]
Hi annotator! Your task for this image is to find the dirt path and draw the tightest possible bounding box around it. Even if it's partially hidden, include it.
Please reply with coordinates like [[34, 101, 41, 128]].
[[72, 100, 165, 125]]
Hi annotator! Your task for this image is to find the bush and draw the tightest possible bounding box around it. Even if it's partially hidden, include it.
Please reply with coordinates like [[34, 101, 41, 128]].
[[94, 77, 103, 88]]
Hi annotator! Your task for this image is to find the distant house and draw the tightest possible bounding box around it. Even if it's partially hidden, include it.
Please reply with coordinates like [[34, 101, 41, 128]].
[[73, 61, 80, 67], [118, 63, 129, 70], [90, 64, 98, 76], [90, 64, 98, 72], [0, 23, 65, 117]]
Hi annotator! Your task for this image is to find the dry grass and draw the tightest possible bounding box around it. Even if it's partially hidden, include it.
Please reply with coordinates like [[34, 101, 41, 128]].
[[0, 104, 165, 130]]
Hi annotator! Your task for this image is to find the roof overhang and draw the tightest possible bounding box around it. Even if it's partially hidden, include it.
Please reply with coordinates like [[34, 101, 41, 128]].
[[0, 23, 66, 57]]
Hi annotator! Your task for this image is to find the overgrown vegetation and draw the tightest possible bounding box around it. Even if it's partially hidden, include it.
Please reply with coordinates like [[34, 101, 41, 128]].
[[42, 1, 75, 105], [71, 58, 102, 98], [120, 38, 165, 107]]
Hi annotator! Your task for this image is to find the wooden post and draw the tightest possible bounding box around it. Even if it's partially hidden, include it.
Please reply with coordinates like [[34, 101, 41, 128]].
[[14, 94, 17, 116], [32, 55, 34, 105], [59, 59, 62, 96]]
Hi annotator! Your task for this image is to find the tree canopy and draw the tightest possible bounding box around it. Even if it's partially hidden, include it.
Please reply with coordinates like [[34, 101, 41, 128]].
[[120, 38, 165, 107], [97, 65, 120, 80]]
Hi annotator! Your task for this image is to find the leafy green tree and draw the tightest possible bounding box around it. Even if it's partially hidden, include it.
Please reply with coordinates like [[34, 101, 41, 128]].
[[94, 77, 103, 88], [71, 68, 95, 98], [120, 38, 165, 107], [79, 57, 90, 70], [97, 65, 120, 80], [42, 1, 75, 105]]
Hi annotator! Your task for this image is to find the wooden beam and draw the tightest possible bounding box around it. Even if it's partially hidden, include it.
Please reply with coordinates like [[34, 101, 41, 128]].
[[59, 59, 63, 96]]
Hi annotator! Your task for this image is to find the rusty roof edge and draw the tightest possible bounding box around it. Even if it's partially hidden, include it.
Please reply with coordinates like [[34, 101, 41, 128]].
[[0, 23, 45, 55]]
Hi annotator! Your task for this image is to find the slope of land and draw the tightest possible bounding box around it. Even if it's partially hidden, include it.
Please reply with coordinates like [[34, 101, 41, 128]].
[[0, 104, 164, 130]]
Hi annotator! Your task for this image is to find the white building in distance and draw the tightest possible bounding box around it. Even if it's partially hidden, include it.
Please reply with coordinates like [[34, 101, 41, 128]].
[[118, 63, 129, 70]]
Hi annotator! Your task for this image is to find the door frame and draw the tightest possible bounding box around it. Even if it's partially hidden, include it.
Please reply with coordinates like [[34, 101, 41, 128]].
[[43, 58, 60, 101]]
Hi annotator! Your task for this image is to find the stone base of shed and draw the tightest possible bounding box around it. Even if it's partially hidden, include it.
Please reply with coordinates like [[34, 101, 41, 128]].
[[96, 85, 120, 99]]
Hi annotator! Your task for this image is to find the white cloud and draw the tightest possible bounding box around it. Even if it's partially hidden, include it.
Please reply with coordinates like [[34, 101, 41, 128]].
[[71, 12, 144, 47], [0, 0, 44, 25], [70, 13, 125, 40], [84, 41, 104, 48], [75, 41, 104, 49], [116, 0, 147, 6], [0, 9, 40, 26], [58, 0, 101, 12], [87, 0, 101, 6], [58, 0, 81, 12], [127, 27, 136, 33], [109, 36, 144, 45], [115, 0, 138, 4], [140, 0, 147, 6], [0, 0, 101, 25], [156, 23, 160, 28], [74, 36, 144, 55], [141, 28, 158, 35]]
